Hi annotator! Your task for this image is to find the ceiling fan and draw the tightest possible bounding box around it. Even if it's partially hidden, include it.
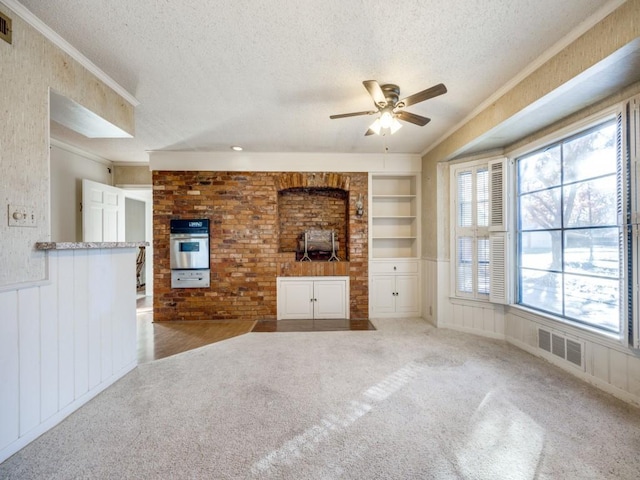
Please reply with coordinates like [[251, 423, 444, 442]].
[[330, 80, 447, 136]]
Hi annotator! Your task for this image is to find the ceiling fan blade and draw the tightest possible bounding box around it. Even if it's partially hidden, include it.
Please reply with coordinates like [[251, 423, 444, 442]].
[[330, 110, 377, 119], [399, 83, 447, 107], [364, 128, 376, 136], [363, 80, 387, 107], [397, 110, 431, 126]]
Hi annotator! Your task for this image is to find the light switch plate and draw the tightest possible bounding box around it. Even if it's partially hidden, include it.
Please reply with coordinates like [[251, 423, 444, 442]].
[[8, 204, 37, 227]]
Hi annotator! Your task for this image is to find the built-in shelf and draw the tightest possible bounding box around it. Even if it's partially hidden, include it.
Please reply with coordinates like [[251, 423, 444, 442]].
[[370, 175, 420, 259]]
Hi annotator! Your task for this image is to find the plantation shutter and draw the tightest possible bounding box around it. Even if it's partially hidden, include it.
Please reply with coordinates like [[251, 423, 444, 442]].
[[457, 237, 473, 294], [457, 171, 473, 227], [489, 232, 510, 304], [451, 163, 491, 300], [455, 169, 475, 297], [629, 98, 640, 348], [487, 157, 511, 304], [488, 158, 508, 231]]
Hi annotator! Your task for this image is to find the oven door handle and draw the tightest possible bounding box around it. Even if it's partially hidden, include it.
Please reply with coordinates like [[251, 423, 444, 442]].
[[170, 233, 208, 239]]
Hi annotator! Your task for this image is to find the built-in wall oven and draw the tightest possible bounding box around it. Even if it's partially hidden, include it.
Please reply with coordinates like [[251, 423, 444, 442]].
[[169, 219, 210, 288]]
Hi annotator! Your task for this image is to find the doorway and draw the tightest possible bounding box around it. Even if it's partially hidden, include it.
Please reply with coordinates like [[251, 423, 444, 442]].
[[123, 189, 153, 297]]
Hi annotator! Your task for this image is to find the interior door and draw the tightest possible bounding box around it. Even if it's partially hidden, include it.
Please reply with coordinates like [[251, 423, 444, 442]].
[[82, 179, 125, 241]]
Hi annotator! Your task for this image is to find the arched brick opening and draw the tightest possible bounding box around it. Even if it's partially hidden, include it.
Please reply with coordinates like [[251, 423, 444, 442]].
[[276, 173, 351, 261]]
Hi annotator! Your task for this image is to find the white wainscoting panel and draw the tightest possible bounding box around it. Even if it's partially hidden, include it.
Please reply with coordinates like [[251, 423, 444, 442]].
[[0, 248, 138, 463], [506, 308, 640, 407], [422, 258, 506, 337], [0, 290, 19, 451], [58, 250, 76, 411], [73, 252, 90, 400], [422, 259, 437, 322], [40, 265, 59, 423], [423, 259, 640, 406], [18, 287, 41, 437]]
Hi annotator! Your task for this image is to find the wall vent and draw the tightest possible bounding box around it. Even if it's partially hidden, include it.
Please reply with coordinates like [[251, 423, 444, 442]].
[[538, 328, 584, 370], [551, 333, 566, 358], [538, 329, 551, 352], [0, 11, 12, 45], [566, 339, 583, 367]]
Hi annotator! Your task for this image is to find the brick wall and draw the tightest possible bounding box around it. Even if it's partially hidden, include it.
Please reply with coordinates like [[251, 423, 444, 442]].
[[278, 188, 348, 260], [153, 171, 368, 321]]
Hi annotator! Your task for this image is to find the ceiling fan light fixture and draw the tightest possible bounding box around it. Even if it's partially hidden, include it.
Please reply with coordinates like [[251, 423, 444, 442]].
[[389, 117, 402, 134], [369, 118, 382, 135], [330, 79, 446, 136], [370, 112, 402, 135], [379, 110, 394, 129]]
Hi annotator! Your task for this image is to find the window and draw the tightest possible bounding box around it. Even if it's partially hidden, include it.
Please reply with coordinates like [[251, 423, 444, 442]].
[[516, 119, 623, 334], [452, 163, 490, 299]]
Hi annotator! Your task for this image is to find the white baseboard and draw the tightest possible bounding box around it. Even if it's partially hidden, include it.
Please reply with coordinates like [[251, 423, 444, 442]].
[[508, 336, 640, 408], [439, 323, 506, 340]]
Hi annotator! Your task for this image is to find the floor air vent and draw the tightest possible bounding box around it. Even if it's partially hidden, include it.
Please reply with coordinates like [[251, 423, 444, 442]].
[[538, 328, 584, 369]]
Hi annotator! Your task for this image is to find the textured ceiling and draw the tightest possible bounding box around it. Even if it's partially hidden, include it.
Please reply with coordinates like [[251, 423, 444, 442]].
[[17, 0, 615, 163]]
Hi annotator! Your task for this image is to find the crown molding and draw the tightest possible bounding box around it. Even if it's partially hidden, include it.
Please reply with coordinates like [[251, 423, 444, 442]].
[[3, 0, 140, 107]]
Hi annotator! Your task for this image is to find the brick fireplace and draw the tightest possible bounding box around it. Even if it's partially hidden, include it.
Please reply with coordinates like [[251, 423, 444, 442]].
[[153, 171, 368, 322]]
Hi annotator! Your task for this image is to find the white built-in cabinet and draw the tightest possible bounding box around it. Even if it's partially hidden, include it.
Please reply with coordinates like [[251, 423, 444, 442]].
[[277, 276, 349, 320], [369, 173, 421, 318], [370, 261, 419, 316]]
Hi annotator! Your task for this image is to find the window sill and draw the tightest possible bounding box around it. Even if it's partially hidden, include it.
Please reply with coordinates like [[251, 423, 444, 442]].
[[449, 295, 496, 309], [507, 304, 632, 352]]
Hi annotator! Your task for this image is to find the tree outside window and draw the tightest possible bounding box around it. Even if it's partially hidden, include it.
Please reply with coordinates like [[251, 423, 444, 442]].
[[517, 119, 621, 333]]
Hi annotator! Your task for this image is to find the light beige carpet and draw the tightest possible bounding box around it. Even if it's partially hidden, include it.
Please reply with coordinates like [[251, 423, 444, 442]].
[[2, 318, 640, 479]]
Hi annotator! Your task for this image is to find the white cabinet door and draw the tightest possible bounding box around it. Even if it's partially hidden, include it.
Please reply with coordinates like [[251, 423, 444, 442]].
[[277, 277, 349, 320], [395, 275, 419, 314], [371, 275, 396, 314], [278, 281, 314, 320], [314, 280, 347, 319]]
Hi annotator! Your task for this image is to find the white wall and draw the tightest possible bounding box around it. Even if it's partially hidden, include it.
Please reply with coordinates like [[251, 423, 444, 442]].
[[50, 142, 113, 242], [0, 248, 138, 463], [125, 197, 145, 242]]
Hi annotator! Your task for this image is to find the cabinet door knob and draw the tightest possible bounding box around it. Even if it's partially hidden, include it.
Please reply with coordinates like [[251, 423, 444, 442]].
[[393, 266, 397, 270]]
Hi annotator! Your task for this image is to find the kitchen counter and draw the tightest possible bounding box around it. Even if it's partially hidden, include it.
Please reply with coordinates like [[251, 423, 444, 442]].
[[35, 241, 148, 250]]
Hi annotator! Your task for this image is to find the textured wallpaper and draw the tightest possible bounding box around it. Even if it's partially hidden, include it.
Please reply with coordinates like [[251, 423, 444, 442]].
[[0, 2, 134, 286]]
